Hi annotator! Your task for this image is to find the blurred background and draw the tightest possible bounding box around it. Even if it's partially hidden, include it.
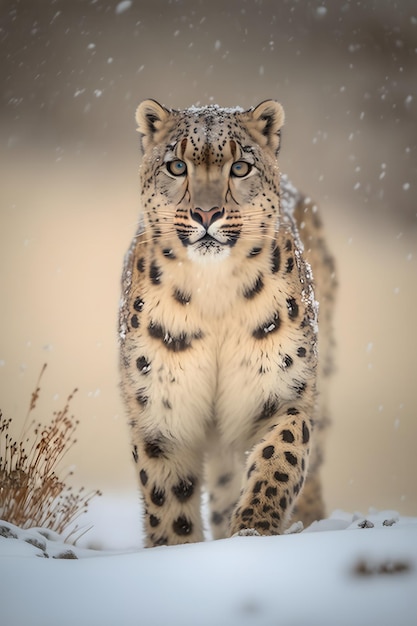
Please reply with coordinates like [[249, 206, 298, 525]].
[[1, 0, 416, 543]]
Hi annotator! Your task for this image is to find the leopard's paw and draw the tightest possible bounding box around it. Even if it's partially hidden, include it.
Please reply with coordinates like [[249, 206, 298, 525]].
[[232, 528, 261, 538]]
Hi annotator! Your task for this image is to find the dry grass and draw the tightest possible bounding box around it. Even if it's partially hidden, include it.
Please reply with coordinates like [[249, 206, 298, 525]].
[[0, 364, 101, 540]]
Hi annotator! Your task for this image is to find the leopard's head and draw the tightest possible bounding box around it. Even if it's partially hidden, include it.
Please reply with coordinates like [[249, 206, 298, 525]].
[[136, 99, 285, 263]]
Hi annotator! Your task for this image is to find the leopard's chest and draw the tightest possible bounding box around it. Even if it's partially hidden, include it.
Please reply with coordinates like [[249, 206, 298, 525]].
[[123, 242, 317, 447]]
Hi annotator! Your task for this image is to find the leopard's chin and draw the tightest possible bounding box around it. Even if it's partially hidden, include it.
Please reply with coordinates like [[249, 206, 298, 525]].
[[186, 236, 231, 263]]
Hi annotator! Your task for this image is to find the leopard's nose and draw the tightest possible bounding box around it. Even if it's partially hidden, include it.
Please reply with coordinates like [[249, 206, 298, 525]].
[[190, 207, 225, 230]]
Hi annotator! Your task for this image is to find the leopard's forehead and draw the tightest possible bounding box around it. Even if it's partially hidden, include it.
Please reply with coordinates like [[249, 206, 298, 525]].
[[167, 104, 253, 158], [175, 104, 246, 134]]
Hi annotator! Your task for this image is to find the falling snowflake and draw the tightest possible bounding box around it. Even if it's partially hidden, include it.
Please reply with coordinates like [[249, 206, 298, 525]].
[[115, 1, 132, 15]]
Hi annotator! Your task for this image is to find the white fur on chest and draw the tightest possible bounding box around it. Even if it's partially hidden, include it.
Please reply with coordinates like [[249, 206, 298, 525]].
[[136, 251, 313, 450]]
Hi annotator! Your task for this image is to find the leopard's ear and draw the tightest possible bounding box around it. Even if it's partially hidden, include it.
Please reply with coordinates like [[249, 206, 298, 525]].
[[245, 100, 285, 156], [135, 99, 171, 151]]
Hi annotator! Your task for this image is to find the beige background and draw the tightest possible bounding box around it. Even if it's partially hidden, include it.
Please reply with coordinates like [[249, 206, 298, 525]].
[[1, 1, 416, 520]]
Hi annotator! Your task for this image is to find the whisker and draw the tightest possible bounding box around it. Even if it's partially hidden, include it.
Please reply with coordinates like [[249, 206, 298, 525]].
[[132, 228, 180, 245], [126, 204, 285, 249]]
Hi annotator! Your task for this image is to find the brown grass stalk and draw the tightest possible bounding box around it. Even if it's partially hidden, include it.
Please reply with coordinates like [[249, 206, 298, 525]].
[[0, 364, 101, 537]]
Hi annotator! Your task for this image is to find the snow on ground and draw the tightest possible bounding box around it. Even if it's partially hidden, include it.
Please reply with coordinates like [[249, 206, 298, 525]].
[[1, 505, 416, 626]]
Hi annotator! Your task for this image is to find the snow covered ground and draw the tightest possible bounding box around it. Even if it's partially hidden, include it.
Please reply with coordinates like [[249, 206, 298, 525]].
[[1, 503, 416, 626]]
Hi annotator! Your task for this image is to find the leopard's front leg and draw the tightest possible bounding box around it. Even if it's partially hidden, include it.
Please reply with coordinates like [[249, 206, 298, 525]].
[[229, 407, 312, 536], [132, 433, 205, 547]]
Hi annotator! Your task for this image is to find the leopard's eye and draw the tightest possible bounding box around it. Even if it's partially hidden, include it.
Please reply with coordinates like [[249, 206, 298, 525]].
[[230, 161, 252, 178], [166, 159, 187, 176]]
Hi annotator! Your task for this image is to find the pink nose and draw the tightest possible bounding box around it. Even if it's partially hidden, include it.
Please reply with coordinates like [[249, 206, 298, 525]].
[[190, 207, 225, 230]]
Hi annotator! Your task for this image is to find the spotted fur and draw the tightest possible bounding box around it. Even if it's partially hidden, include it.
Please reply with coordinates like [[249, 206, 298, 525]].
[[119, 99, 336, 547]]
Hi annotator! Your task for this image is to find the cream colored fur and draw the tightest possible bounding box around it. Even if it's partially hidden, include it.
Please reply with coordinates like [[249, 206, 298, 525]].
[[119, 100, 336, 547]]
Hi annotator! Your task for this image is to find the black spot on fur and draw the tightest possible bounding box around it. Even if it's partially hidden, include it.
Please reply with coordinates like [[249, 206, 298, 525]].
[[211, 512, 223, 525], [293, 381, 307, 396], [140, 469, 148, 486], [253, 480, 263, 494], [274, 471, 289, 483], [241, 507, 254, 519], [293, 482, 301, 496], [286, 257, 294, 273], [253, 312, 280, 339], [131, 314, 139, 329], [136, 388, 148, 406], [297, 347, 307, 357], [147, 322, 164, 340], [149, 260, 162, 285], [287, 407, 300, 416], [256, 397, 279, 422], [137, 257, 145, 273], [271, 245, 281, 273], [162, 248, 176, 259], [281, 429, 295, 443], [247, 463, 257, 478], [144, 439, 164, 458], [173, 515, 193, 536], [282, 354, 293, 369], [173, 288, 191, 305], [286, 297, 299, 320], [172, 477, 195, 502], [149, 515, 160, 527], [255, 520, 271, 531], [262, 445, 275, 459], [136, 356, 151, 375], [243, 274, 264, 299], [265, 485, 277, 498], [279, 497, 288, 510], [248, 246, 262, 257], [133, 297, 144, 312], [302, 421, 310, 444], [285, 451, 298, 466], [151, 486, 166, 507], [148, 322, 202, 352], [285, 239, 292, 252], [132, 445, 139, 464]]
